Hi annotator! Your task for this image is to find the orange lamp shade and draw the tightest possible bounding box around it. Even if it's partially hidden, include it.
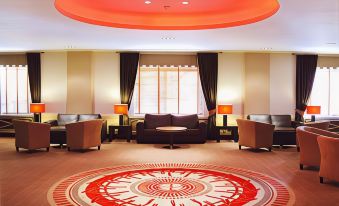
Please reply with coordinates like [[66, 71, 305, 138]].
[[218, 105, 233, 114], [30, 103, 45, 113], [114, 104, 128, 115], [306, 106, 321, 114]]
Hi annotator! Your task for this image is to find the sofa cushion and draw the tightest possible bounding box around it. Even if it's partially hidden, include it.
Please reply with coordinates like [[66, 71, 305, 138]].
[[171, 114, 198, 129], [144, 114, 172, 129], [79, 114, 101, 121], [57, 114, 79, 126], [271, 115, 292, 127], [247, 114, 271, 124]]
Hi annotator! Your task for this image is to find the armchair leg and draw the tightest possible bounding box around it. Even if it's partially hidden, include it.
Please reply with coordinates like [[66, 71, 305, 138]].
[[98, 146, 101, 150], [67, 147, 70, 151], [300, 164, 303, 170], [268, 147, 272, 152], [297, 146, 300, 152], [320, 177, 324, 184], [46, 147, 49, 152], [239, 145, 241, 150], [16, 147, 19, 152]]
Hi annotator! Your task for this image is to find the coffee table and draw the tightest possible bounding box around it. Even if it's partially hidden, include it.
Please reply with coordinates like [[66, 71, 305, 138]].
[[156, 126, 187, 149]]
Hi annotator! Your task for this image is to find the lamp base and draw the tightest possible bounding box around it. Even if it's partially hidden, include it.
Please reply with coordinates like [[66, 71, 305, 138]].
[[223, 115, 228, 126], [311, 115, 316, 122], [34, 113, 41, 123]]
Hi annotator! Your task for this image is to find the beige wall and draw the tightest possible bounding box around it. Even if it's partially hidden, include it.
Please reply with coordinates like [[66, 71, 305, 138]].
[[0, 54, 26, 65], [270, 54, 296, 115], [217, 53, 245, 125], [38, 51, 301, 123], [41, 52, 68, 113], [92, 52, 120, 114], [244, 53, 271, 115], [318, 56, 339, 68], [67, 52, 93, 114]]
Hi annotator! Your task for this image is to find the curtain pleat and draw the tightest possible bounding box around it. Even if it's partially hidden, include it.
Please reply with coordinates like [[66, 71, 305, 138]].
[[295, 54, 318, 121], [26, 53, 42, 122], [197, 53, 218, 139], [120, 53, 140, 109]]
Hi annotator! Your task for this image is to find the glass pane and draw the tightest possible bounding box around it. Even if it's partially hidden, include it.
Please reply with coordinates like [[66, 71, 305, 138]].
[[0, 66, 6, 114], [6, 67, 17, 113], [17, 66, 28, 113], [308, 69, 329, 115], [160, 66, 178, 114], [330, 68, 339, 115], [179, 67, 198, 114], [139, 67, 158, 114]]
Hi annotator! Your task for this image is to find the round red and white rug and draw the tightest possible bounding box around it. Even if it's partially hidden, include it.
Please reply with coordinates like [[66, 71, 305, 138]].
[[48, 163, 295, 206]]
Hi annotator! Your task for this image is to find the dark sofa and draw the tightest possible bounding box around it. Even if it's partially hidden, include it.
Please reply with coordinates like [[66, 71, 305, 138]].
[[45, 114, 107, 145], [247, 114, 299, 147], [136, 114, 207, 144]]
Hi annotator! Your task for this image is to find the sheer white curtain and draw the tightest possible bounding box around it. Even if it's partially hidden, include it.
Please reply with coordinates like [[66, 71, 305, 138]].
[[308, 67, 339, 115]]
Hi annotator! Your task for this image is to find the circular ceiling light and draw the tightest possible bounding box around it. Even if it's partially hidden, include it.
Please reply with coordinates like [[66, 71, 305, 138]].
[[182, 1, 189, 5], [55, 0, 280, 30]]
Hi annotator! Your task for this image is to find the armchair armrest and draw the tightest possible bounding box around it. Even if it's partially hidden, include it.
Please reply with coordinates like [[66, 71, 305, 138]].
[[44, 120, 58, 127]]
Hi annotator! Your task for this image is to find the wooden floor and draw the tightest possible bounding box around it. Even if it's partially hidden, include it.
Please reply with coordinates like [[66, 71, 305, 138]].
[[0, 137, 338, 206]]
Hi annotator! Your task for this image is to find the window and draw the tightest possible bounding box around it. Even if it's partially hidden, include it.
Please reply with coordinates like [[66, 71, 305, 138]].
[[308, 67, 339, 115], [133, 65, 205, 115], [0, 65, 30, 114]]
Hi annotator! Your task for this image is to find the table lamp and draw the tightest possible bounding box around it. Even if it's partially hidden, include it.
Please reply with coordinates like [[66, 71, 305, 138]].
[[30, 103, 45, 122], [218, 104, 233, 126], [114, 104, 128, 125], [306, 106, 321, 122]]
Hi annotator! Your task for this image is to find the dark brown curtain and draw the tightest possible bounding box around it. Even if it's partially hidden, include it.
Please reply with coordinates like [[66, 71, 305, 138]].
[[295, 54, 318, 121], [198, 53, 218, 139], [26, 53, 42, 122], [27, 53, 41, 103], [120, 52, 140, 109]]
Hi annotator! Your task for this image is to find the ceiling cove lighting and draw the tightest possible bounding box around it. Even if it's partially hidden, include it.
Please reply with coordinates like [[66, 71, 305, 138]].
[[54, 0, 280, 30]]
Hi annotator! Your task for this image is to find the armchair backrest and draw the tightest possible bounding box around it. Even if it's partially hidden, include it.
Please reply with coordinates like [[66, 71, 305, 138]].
[[237, 119, 275, 148]]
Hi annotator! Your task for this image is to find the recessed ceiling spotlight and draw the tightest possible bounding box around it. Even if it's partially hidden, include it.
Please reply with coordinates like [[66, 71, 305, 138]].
[[327, 42, 337, 45], [262, 47, 272, 50], [145, 1, 151, 4], [161, 36, 176, 40], [182, 1, 189, 5]]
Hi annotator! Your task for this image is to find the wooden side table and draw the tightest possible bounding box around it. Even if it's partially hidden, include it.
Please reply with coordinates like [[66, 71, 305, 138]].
[[109, 125, 132, 142], [216, 126, 239, 143]]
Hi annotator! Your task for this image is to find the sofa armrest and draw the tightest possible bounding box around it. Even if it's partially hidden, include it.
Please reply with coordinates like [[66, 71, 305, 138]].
[[44, 120, 58, 127], [198, 122, 207, 139], [136, 121, 145, 139]]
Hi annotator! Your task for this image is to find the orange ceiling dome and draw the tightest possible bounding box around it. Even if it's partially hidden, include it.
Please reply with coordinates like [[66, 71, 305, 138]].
[[55, 0, 280, 30]]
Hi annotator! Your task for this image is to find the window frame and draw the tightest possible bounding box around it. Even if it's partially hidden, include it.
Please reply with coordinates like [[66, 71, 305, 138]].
[[0, 65, 30, 114], [308, 66, 339, 116], [133, 65, 205, 115]]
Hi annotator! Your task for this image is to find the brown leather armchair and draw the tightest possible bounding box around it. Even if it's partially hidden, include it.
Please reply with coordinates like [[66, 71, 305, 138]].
[[296, 126, 339, 170], [66, 120, 103, 151], [236, 119, 275, 151], [317, 135, 339, 184], [13, 120, 51, 152]]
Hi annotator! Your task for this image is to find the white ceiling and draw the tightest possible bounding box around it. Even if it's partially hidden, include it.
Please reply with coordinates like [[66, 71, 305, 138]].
[[0, 0, 338, 53]]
